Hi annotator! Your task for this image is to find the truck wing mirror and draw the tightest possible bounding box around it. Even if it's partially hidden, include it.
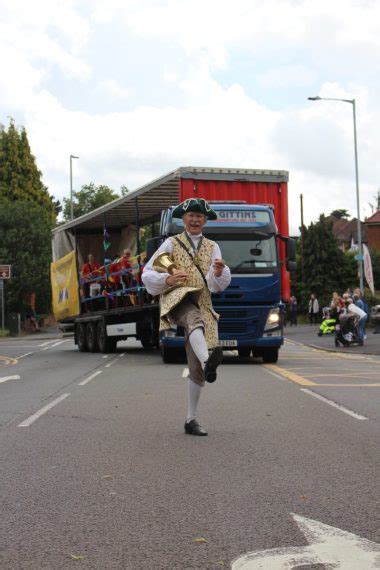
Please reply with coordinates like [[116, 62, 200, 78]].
[[146, 237, 163, 262], [286, 260, 297, 272], [285, 237, 296, 261], [165, 222, 183, 235]]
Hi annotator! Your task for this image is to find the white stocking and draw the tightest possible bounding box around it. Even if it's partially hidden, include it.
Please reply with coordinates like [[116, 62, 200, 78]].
[[189, 327, 209, 370], [187, 378, 203, 422]]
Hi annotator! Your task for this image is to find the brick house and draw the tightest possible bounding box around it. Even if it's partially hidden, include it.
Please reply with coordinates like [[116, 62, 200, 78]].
[[364, 211, 380, 251], [327, 215, 367, 252]]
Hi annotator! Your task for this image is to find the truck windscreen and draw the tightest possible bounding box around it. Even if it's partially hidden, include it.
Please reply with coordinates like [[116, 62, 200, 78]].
[[210, 235, 278, 274]]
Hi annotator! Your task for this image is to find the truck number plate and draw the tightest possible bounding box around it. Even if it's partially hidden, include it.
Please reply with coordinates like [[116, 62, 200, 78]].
[[219, 340, 237, 347]]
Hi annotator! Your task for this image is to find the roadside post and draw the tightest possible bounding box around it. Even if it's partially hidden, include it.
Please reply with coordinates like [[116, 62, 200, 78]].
[[0, 265, 12, 331]]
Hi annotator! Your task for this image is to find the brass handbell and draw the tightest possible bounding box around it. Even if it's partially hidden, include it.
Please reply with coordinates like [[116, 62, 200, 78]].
[[153, 253, 186, 286]]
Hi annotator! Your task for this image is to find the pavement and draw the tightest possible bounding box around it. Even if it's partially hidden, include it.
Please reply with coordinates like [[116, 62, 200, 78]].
[[284, 322, 380, 356], [0, 325, 67, 342], [2, 322, 380, 355]]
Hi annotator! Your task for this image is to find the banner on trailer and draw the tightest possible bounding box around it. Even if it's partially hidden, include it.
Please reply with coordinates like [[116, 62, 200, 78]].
[[51, 251, 80, 320], [363, 243, 375, 296]]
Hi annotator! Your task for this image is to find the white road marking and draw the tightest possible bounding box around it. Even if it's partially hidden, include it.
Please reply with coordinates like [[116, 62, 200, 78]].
[[16, 352, 35, 359], [49, 340, 67, 348], [301, 388, 368, 420], [42, 340, 67, 350], [12, 339, 69, 360], [102, 355, 108, 359], [18, 393, 70, 427], [182, 368, 189, 377], [232, 513, 380, 569], [118, 353, 125, 358], [0, 375, 20, 383], [78, 370, 102, 386], [105, 359, 116, 368]]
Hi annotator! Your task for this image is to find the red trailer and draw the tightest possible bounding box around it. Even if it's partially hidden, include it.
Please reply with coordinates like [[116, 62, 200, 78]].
[[179, 169, 290, 301]]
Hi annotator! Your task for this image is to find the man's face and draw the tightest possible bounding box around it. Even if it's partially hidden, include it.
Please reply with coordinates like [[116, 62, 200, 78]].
[[88, 255, 94, 264], [183, 212, 207, 235]]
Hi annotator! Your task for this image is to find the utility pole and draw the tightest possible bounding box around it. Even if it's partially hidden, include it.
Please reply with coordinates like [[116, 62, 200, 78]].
[[300, 193, 305, 282]]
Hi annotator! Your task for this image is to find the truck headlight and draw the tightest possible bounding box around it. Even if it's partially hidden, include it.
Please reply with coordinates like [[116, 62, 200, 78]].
[[163, 329, 177, 337], [265, 308, 281, 330]]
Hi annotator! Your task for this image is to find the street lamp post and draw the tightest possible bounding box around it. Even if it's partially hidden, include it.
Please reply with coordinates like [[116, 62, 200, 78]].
[[69, 154, 79, 221], [308, 96, 364, 291]]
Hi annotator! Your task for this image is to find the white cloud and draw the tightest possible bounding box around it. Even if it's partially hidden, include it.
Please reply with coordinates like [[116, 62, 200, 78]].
[[257, 65, 317, 89], [0, 0, 379, 235], [97, 79, 132, 100]]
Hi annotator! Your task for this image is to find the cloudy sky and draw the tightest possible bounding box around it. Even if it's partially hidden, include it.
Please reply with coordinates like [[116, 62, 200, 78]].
[[1, 0, 379, 234]]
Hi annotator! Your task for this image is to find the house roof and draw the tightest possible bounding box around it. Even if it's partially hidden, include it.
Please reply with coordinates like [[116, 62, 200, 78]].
[[327, 215, 367, 243], [365, 210, 380, 224]]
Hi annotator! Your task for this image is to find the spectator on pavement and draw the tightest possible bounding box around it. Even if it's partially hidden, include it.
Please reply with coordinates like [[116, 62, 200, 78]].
[[347, 297, 367, 345], [308, 293, 319, 325], [289, 296, 298, 326]]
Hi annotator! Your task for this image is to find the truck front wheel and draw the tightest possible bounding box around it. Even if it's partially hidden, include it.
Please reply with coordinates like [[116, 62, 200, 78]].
[[262, 348, 279, 363], [97, 321, 117, 353], [86, 322, 99, 353], [77, 323, 88, 352], [137, 320, 159, 349], [238, 347, 251, 358], [160, 344, 179, 363]]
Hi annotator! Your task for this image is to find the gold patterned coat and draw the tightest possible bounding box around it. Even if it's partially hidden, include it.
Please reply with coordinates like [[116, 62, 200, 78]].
[[159, 233, 220, 348]]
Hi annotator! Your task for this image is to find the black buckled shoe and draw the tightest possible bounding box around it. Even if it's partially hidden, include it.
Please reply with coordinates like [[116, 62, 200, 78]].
[[204, 346, 223, 383], [184, 419, 208, 436]]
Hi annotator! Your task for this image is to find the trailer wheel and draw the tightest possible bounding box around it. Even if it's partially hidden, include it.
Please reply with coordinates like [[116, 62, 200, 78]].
[[238, 347, 251, 358], [262, 348, 279, 363], [77, 323, 88, 352], [86, 322, 99, 352], [97, 321, 117, 353]]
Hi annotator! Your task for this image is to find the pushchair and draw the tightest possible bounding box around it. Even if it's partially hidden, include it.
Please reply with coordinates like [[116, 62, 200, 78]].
[[335, 312, 360, 347], [317, 307, 337, 337]]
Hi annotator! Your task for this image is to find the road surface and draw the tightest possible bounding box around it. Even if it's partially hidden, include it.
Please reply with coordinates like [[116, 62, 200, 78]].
[[0, 335, 378, 568]]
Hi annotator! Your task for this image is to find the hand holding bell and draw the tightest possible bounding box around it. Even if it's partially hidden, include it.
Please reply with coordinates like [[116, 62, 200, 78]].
[[153, 253, 188, 286]]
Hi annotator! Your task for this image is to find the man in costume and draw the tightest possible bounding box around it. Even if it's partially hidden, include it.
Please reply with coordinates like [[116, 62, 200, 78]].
[[142, 198, 231, 436]]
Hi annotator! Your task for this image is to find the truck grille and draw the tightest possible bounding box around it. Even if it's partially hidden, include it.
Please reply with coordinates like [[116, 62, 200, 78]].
[[217, 310, 247, 319], [218, 321, 247, 333]]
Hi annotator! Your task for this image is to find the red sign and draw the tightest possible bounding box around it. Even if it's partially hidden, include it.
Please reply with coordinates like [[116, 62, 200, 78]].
[[0, 265, 11, 279]]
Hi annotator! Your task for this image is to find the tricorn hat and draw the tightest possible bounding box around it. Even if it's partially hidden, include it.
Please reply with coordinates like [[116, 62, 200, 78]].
[[172, 198, 217, 220]]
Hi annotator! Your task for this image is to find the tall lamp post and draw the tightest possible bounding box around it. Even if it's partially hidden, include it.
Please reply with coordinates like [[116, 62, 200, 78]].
[[307, 96, 364, 291], [69, 154, 79, 221]]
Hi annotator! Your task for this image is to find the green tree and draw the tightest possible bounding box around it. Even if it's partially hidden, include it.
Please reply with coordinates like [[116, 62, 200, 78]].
[[293, 214, 357, 310], [0, 198, 54, 315], [330, 209, 350, 219], [62, 183, 128, 220], [0, 120, 58, 218]]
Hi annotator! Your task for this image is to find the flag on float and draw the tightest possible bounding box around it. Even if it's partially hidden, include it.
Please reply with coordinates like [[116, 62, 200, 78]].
[[363, 243, 375, 295], [103, 227, 111, 251]]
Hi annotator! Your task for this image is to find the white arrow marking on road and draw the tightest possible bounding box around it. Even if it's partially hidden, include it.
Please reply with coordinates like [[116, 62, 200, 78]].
[[231, 513, 380, 569], [0, 375, 20, 383]]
